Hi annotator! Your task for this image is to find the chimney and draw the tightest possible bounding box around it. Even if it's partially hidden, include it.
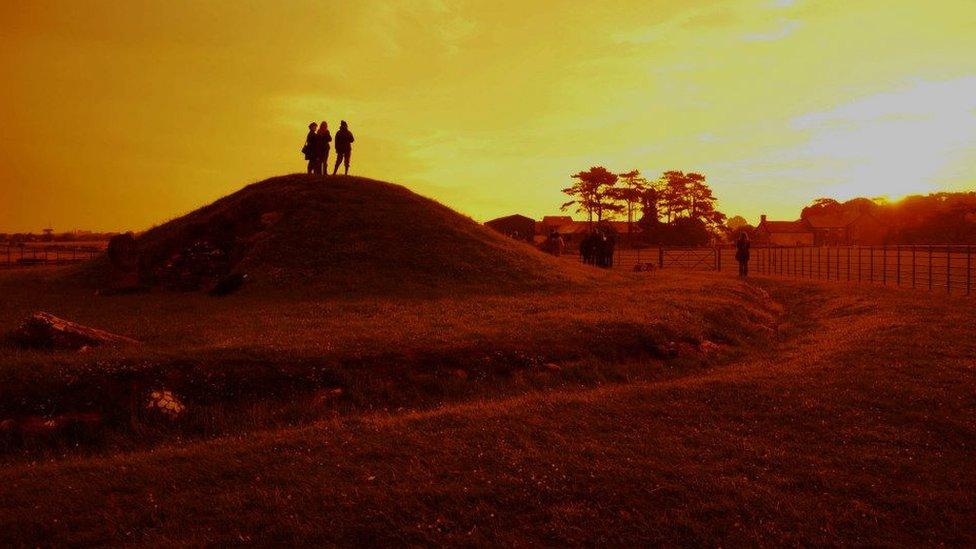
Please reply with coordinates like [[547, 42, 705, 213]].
[[760, 214, 767, 224]]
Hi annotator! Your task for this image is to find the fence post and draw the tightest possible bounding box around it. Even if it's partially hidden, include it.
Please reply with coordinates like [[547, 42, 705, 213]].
[[869, 247, 874, 283], [947, 247, 951, 294], [912, 245, 916, 288], [928, 247, 933, 291], [968, 246, 972, 296], [882, 246, 887, 286], [896, 246, 900, 286]]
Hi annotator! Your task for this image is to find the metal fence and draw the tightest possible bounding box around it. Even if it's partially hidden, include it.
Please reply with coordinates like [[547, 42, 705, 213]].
[[1, 244, 100, 267], [753, 245, 975, 295], [583, 244, 976, 297], [585, 246, 722, 271]]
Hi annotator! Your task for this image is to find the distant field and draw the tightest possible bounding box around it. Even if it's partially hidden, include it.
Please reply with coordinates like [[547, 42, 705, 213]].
[[0, 267, 973, 545]]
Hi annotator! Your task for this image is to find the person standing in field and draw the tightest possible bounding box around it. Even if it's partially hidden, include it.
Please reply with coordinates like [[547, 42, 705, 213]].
[[302, 122, 320, 174], [735, 232, 751, 277], [333, 120, 355, 175], [316, 121, 332, 175]]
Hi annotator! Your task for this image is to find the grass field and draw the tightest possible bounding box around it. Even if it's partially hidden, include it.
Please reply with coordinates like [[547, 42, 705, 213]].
[[0, 265, 973, 545]]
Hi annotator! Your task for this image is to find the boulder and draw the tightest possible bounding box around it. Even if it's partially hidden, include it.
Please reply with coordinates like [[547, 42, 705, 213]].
[[208, 272, 249, 296], [10, 312, 139, 350]]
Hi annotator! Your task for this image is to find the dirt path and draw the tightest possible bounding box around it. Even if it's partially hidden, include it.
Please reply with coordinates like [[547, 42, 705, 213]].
[[1, 278, 974, 545]]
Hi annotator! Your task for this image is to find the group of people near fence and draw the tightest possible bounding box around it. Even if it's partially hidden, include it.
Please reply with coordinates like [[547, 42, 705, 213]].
[[303, 120, 355, 175], [544, 227, 749, 276], [539, 227, 616, 269], [580, 227, 617, 268]]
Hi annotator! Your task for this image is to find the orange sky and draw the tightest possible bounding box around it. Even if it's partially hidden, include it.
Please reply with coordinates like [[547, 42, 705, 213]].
[[2, 0, 975, 232]]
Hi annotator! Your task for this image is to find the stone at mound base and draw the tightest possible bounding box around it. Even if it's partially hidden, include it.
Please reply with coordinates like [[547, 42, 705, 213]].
[[10, 312, 139, 350]]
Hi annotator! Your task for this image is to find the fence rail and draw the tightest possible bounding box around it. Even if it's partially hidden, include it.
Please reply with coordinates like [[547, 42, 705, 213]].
[[583, 246, 722, 271], [579, 244, 976, 297], [1, 244, 101, 267], [752, 245, 975, 296]]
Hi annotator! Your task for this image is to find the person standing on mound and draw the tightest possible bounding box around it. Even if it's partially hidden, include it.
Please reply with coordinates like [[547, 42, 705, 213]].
[[333, 120, 355, 175], [315, 121, 332, 175], [302, 122, 320, 174]]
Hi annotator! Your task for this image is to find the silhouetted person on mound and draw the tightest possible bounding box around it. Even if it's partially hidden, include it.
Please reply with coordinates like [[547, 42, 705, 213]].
[[303, 122, 321, 174], [333, 120, 355, 175], [316, 121, 332, 175], [735, 232, 751, 277]]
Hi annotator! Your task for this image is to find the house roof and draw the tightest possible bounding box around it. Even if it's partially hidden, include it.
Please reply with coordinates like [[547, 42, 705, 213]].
[[759, 220, 810, 233], [550, 221, 590, 235], [486, 214, 534, 225], [541, 216, 573, 225]]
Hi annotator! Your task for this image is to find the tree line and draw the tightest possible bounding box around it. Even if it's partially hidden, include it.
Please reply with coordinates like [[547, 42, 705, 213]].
[[561, 167, 727, 245], [728, 192, 976, 244]]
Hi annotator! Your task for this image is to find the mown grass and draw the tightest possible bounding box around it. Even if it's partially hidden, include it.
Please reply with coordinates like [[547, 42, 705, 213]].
[[0, 267, 777, 458], [0, 276, 973, 545]]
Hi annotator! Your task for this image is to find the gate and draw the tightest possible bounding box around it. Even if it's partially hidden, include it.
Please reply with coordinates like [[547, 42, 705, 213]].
[[607, 246, 720, 271]]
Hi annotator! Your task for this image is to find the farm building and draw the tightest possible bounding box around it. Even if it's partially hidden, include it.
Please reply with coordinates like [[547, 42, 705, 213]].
[[485, 214, 536, 242], [805, 211, 886, 245], [755, 216, 814, 246], [756, 212, 887, 246]]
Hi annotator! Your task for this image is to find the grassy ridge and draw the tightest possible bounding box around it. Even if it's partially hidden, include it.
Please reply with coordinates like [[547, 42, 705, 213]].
[[0, 270, 777, 455], [0, 278, 973, 545]]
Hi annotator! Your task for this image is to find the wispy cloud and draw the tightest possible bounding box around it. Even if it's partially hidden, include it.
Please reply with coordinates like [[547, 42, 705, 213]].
[[743, 19, 800, 41]]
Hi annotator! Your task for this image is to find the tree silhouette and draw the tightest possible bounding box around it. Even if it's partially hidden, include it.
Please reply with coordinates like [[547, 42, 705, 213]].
[[659, 171, 692, 223], [800, 198, 843, 219], [612, 169, 649, 237], [561, 167, 623, 224], [637, 170, 725, 245]]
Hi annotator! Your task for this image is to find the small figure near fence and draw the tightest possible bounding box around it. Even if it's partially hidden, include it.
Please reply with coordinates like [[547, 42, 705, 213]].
[[543, 230, 565, 256], [579, 226, 616, 268], [735, 232, 751, 277], [580, 232, 597, 265]]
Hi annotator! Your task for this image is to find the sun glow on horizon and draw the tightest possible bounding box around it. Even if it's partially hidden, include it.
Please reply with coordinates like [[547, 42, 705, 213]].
[[1, 1, 975, 232]]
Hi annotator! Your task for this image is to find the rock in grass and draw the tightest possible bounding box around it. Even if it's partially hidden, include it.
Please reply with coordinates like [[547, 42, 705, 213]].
[[699, 340, 721, 355], [145, 389, 186, 420], [9, 311, 139, 351], [209, 273, 249, 296]]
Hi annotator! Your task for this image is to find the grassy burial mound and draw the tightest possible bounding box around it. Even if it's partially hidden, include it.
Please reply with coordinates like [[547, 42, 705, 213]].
[[81, 174, 590, 296]]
